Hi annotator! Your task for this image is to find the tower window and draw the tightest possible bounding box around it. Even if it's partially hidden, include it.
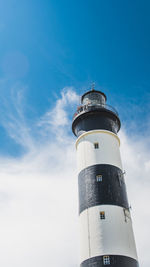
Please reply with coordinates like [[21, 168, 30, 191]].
[[94, 142, 99, 149], [96, 175, 102, 182], [103, 256, 110, 265], [100, 211, 105, 220]]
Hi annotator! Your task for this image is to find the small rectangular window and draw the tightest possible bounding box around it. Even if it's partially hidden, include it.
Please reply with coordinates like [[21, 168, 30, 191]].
[[96, 175, 102, 182], [94, 142, 99, 149], [100, 211, 105, 220], [103, 256, 110, 265]]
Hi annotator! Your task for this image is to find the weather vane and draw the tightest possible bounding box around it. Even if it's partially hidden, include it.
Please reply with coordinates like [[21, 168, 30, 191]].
[[91, 81, 95, 91]]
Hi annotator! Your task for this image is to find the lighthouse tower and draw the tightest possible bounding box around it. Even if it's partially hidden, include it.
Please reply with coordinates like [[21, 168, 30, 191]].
[[72, 89, 139, 267]]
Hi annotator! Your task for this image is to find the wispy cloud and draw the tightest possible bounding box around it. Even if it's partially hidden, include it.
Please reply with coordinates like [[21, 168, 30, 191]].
[[37, 87, 79, 142], [0, 86, 149, 266], [0, 80, 34, 152]]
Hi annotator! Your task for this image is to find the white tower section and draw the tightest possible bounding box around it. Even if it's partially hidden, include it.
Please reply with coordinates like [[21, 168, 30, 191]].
[[76, 130, 122, 173]]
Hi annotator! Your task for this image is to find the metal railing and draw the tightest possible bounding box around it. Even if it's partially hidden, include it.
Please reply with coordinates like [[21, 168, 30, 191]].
[[73, 103, 119, 119]]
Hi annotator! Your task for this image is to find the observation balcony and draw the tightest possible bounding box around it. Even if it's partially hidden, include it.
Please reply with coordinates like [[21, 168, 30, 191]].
[[73, 103, 119, 121]]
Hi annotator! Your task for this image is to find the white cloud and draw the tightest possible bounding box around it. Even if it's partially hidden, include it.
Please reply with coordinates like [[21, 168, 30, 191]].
[[119, 130, 150, 267], [0, 87, 149, 266], [0, 87, 80, 267]]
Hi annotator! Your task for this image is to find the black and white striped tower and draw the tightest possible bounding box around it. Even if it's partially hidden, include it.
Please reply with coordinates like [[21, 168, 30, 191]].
[[72, 89, 139, 267]]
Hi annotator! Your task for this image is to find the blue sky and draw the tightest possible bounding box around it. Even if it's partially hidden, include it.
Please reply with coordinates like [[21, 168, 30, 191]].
[[0, 0, 150, 156], [0, 1, 149, 267]]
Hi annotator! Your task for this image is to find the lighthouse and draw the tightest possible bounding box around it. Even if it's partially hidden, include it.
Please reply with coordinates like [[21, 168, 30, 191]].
[[72, 89, 139, 267]]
